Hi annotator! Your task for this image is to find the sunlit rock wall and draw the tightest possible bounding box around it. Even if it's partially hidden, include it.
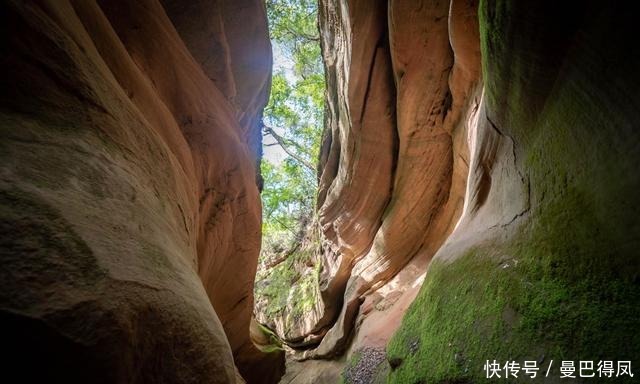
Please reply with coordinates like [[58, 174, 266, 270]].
[[267, 0, 481, 363], [278, 1, 639, 383], [0, 0, 282, 383]]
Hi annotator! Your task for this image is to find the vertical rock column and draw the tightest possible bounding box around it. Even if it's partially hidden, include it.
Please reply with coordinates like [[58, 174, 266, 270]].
[[0, 0, 281, 382], [387, 0, 640, 382], [283, 0, 482, 359]]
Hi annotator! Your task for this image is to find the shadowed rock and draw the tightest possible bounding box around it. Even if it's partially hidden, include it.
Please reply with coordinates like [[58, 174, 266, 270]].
[[0, 0, 282, 382]]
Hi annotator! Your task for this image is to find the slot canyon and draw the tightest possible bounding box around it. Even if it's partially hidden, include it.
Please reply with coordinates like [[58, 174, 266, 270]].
[[1, 0, 638, 383]]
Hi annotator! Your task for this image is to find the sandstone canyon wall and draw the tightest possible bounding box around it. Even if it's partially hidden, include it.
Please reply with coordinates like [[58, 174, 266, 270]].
[[268, 0, 640, 383], [267, 0, 481, 365], [0, 0, 283, 383], [386, 0, 640, 382], [1, 0, 639, 383]]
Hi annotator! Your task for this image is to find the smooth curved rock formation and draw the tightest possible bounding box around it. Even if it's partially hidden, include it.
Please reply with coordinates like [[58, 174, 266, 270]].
[[387, 1, 640, 381], [0, 0, 282, 383], [268, 0, 481, 361], [2, 0, 639, 382], [269, 0, 639, 382]]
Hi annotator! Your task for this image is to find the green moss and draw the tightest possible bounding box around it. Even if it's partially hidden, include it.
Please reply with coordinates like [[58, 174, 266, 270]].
[[255, 239, 322, 324], [348, 350, 363, 368], [254, 322, 285, 354], [387, 82, 640, 382], [382, 2, 634, 382], [386, 183, 640, 383]]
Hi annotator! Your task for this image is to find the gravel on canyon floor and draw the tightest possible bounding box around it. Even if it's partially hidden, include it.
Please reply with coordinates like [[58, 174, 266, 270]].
[[343, 347, 387, 384]]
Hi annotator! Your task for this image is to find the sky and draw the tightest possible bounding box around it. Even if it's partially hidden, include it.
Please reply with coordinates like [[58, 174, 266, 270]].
[[262, 43, 295, 165]]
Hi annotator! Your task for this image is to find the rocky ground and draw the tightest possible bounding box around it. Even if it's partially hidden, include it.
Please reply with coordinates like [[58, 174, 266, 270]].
[[342, 348, 388, 384]]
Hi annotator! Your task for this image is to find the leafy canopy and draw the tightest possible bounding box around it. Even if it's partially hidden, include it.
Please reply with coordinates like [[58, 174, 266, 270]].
[[261, 0, 324, 257]]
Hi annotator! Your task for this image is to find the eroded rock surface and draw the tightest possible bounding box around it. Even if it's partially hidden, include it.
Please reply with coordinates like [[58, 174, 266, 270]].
[[3, 0, 638, 382], [267, 0, 481, 362], [0, 0, 282, 383], [387, 0, 640, 380], [266, 0, 639, 383]]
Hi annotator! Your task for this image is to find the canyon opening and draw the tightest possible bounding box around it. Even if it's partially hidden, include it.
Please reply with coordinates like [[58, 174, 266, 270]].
[[1, 0, 639, 384]]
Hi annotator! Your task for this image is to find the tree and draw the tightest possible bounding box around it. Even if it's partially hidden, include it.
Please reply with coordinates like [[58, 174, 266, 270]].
[[261, 0, 324, 262]]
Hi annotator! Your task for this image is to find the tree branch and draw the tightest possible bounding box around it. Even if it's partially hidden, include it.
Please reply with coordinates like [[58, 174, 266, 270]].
[[263, 124, 315, 172], [263, 242, 300, 270]]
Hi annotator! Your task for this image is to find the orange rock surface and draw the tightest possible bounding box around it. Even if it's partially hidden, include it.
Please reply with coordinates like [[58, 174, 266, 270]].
[[272, 0, 481, 361], [0, 0, 281, 382]]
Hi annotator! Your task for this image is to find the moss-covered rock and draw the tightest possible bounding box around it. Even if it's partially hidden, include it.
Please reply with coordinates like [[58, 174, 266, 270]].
[[386, 0, 640, 382], [254, 225, 324, 344]]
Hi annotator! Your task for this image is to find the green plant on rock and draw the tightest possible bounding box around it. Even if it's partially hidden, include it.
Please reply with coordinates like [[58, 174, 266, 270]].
[[386, 1, 640, 382], [256, 232, 322, 323]]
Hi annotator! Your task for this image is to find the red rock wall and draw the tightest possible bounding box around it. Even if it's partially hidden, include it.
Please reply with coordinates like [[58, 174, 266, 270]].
[[280, 0, 481, 360], [283, 2, 639, 383], [385, 0, 640, 381], [0, 0, 281, 382]]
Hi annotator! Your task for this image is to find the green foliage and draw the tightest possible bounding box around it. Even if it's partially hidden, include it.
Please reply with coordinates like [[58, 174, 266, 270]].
[[256, 245, 321, 321], [261, 0, 324, 259], [267, 0, 323, 78], [255, 0, 324, 333], [261, 160, 312, 239]]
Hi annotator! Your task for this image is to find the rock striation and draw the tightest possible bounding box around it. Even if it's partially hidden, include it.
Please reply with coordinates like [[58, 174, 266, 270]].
[[0, 0, 282, 383], [2, 0, 639, 383], [270, 0, 640, 382], [266, 0, 481, 361], [386, 0, 640, 381]]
